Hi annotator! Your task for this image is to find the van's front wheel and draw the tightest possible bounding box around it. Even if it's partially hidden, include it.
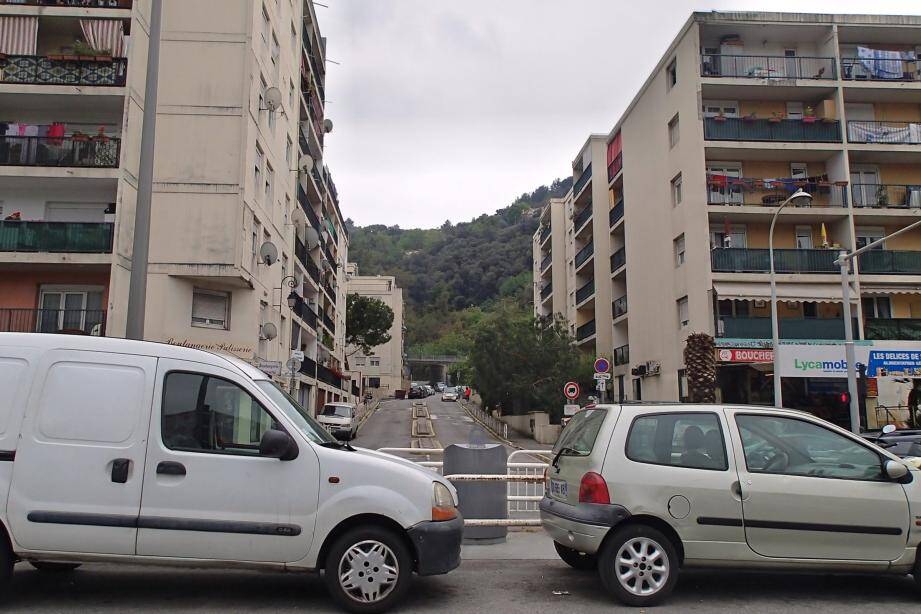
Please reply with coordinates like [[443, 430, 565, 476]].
[[30, 562, 81, 572], [324, 526, 412, 614]]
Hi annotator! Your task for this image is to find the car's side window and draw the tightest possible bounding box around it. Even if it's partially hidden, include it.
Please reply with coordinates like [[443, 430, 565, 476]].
[[162, 372, 278, 455], [626, 413, 728, 470], [735, 415, 885, 481]]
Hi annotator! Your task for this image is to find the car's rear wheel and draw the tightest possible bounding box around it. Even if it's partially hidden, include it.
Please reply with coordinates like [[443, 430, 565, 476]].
[[29, 561, 81, 572], [913, 552, 921, 595], [554, 541, 597, 570], [598, 524, 679, 607], [324, 526, 413, 614]]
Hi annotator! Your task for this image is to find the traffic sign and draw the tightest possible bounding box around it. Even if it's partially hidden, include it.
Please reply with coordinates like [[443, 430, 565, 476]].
[[285, 357, 302, 373], [563, 381, 580, 400], [593, 372, 611, 380], [291, 350, 305, 361], [594, 357, 610, 374], [596, 379, 607, 392]]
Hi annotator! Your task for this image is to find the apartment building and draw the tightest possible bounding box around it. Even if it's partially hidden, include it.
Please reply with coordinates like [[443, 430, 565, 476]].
[[345, 263, 408, 397], [0, 0, 354, 411], [535, 11, 921, 428]]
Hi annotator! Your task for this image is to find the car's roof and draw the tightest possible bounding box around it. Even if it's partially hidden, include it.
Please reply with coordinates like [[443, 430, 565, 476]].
[[589, 402, 814, 418], [0, 333, 267, 381]]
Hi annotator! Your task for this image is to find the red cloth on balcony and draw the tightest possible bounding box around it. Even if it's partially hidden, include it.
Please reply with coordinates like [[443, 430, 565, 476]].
[[47, 123, 65, 146]]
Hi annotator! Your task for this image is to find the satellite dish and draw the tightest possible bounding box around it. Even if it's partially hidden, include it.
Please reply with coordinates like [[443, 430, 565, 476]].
[[260, 321, 278, 341], [305, 226, 320, 249], [264, 86, 283, 112], [298, 154, 314, 174], [323, 118, 334, 133], [290, 207, 307, 234], [259, 241, 278, 266]]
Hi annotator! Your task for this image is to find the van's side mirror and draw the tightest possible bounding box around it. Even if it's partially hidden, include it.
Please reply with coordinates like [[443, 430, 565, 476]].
[[884, 459, 910, 482], [260, 429, 298, 461], [882, 424, 897, 435]]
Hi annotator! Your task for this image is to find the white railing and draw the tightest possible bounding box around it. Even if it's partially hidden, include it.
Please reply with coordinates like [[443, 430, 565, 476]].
[[462, 402, 510, 440]]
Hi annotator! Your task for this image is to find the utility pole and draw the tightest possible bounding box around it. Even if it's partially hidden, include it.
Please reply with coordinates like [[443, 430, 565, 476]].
[[126, 0, 163, 339]]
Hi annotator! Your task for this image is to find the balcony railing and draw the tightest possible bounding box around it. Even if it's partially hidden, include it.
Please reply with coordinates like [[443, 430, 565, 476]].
[[706, 177, 848, 208], [540, 283, 552, 301], [573, 163, 592, 196], [865, 318, 921, 341], [610, 247, 626, 272], [297, 185, 322, 232], [613, 295, 627, 319], [0, 55, 127, 86], [607, 153, 623, 183], [609, 199, 624, 227], [0, 135, 120, 167], [575, 279, 595, 305], [851, 183, 921, 209], [299, 355, 318, 378], [0, 221, 113, 253], [711, 248, 839, 273], [295, 301, 318, 331], [323, 279, 335, 300], [842, 57, 918, 82], [614, 344, 629, 366], [539, 225, 551, 243], [0, 0, 132, 6], [576, 319, 596, 341], [317, 363, 343, 389], [322, 311, 335, 333], [574, 204, 592, 232], [575, 241, 593, 268], [847, 120, 921, 145], [0, 307, 105, 336], [700, 54, 836, 80], [540, 253, 551, 271], [718, 316, 849, 340], [858, 250, 921, 274], [704, 117, 841, 143]]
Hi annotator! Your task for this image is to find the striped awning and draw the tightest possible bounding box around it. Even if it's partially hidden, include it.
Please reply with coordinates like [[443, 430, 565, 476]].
[[80, 19, 127, 58], [0, 16, 38, 56], [860, 284, 921, 295], [713, 281, 856, 303]]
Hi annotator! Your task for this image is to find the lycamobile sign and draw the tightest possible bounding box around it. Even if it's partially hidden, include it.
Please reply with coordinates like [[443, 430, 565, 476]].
[[778, 343, 921, 378], [794, 358, 848, 374]]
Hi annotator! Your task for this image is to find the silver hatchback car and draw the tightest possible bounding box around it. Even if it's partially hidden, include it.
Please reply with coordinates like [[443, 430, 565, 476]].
[[541, 403, 921, 607]]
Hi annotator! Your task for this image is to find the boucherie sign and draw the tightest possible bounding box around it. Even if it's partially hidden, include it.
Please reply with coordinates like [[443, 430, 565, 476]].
[[717, 348, 774, 363]]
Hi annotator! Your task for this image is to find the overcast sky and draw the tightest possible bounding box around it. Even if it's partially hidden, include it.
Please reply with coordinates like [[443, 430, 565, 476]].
[[316, 1, 921, 229]]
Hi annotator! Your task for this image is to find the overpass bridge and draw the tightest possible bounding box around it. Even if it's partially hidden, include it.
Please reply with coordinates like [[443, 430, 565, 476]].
[[405, 353, 466, 382]]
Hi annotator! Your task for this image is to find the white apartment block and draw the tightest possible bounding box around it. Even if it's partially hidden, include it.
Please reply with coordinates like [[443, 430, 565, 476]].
[[0, 0, 354, 412], [535, 12, 921, 429]]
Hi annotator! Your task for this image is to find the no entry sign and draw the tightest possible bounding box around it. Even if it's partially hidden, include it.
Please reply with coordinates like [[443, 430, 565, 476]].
[[564, 381, 580, 400]]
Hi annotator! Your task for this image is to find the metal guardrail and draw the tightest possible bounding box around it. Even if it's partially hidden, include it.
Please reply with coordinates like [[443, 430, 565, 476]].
[[575, 241, 593, 267], [576, 319, 596, 341], [711, 248, 840, 273], [700, 54, 836, 80], [0, 135, 120, 167], [842, 57, 918, 81], [607, 153, 623, 183], [611, 247, 626, 272], [852, 183, 921, 209], [613, 295, 627, 318], [0, 55, 127, 86], [614, 344, 629, 366], [0, 307, 106, 335], [0, 220, 113, 253], [573, 204, 592, 231], [575, 279, 594, 304], [704, 117, 841, 143], [609, 199, 624, 227], [573, 163, 592, 196], [540, 283, 552, 301]]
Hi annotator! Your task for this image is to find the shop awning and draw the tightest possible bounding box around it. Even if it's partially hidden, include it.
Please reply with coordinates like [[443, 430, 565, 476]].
[[713, 281, 856, 303], [860, 284, 921, 296]]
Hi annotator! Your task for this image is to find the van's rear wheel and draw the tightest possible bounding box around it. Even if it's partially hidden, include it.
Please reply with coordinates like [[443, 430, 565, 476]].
[[30, 562, 81, 572], [598, 524, 679, 607], [554, 542, 597, 570], [324, 526, 412, 614]]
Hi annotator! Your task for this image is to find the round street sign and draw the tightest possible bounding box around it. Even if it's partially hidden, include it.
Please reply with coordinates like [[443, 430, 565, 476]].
[[594, 357, 610, 374], [564, 381, 580, 400]]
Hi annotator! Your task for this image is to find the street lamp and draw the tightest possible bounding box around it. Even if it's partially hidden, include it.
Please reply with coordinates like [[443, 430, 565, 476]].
[[769, 188, 813, 408], [274, 275, 300, 310]]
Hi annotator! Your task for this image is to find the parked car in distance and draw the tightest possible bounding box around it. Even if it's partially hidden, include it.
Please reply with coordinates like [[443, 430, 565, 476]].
[[423, 385, 435, 397], [435, 383, 446, 392], [408, 386, 425, 399], [864, 425, 921, 460], [317, 403, 357, 440], [0, 333, 463, 613], [541, 403, 921, 607], [441, 390, 458, 402]]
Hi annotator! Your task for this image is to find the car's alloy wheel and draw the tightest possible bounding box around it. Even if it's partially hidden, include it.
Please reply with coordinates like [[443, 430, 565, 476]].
[[614, 537, 669, 595], [338, 540, 400, 604], [598, 524, 679, 607]]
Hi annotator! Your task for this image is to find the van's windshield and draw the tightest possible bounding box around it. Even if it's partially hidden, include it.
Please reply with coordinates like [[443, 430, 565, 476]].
[[256, 381, 336, 444], [321, 405, 352, 418], [553, 408, 607, 456]]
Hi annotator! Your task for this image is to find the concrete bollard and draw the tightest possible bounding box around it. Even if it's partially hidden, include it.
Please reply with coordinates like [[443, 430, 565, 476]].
[[444, 443, 508, 544]]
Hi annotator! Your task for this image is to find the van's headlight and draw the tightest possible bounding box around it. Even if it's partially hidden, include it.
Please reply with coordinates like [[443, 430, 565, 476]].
[[432, 482, 457, 521]]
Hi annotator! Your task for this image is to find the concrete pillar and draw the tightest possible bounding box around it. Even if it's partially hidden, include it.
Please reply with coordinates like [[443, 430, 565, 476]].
[[443, 443, 508, 544]]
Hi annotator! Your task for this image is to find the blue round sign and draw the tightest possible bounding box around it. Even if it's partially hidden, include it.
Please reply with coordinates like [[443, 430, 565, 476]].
[[594, 357, 610, 374]]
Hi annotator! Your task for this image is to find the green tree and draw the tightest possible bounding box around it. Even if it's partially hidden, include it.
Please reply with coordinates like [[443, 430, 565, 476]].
[[346, 294, 394, 356]]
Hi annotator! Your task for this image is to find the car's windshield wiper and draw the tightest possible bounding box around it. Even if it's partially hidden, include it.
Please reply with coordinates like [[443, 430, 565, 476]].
[[551, 446, 582, 469]]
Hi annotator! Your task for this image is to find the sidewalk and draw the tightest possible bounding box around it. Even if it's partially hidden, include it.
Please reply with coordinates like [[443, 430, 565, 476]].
[[459, 398, 553, 453], [461, 528, 556, 560]]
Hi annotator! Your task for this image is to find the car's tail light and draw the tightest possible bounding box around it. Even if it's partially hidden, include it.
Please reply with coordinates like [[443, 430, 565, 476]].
[[432, 482, 457, 521], [578, 471, 610, 504], [543, 466, 550, 492]]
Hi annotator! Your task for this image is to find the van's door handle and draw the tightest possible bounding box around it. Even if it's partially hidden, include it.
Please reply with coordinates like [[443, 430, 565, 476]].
[[156, 461, 186, 476], [111, 458, 130, 483], [730, 480, 743, 499]]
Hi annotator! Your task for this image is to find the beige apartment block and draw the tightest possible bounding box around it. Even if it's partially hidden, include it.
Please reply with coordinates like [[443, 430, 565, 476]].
[[0, 0, 354, 412], [535, 12, 921, 423], [345, 263, 408, 398], [533, 197, 570, 319]]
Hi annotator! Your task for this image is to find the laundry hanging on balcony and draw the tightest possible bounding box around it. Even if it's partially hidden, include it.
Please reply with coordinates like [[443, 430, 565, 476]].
[[847, 121, 921, 144], [0, 16, 38, 55], [857, 46, 915, 79], [79, 19, 127, 57]]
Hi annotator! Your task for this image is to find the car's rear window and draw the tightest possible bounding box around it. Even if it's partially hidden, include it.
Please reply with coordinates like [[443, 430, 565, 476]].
[[553, 408, 607, 455]]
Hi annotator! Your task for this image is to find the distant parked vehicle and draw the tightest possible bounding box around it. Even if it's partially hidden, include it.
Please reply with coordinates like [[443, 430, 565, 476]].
[[424, 385, 435, 397], [441, 390, 458, 402], [864, 425, 921, 459], [435, 383, 446, 392], [317, 403, 357, 440], [408, 386, 425, 399]]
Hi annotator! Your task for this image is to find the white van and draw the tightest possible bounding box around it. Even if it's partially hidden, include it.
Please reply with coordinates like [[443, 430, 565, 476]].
[[318, 403, 357, 440], [0, 334, 462, 613]]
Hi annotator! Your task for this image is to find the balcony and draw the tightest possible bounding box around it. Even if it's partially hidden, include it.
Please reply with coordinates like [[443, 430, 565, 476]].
[[613, 295, 627, 319], [700, 54, 836, 80], [299, 355, 318, 378], [540, 253, 551, 271], [0, 307, 105, 335], [297, 185, 322, 232], [317, 363, 343, 389], [614, 344, 629, 366], [852, 184, 921, 209], [575, 241, 593, 268], [539, 225, 551, 243], [323, 279, 335, 300], [610, 247, 626, 272], [0, 220, 113, 253], [0, 55, 127, 87], [858, 250, 921, 275], [706, 177, 848, 208], [540, 283, 552, 301], [573, 204, 592, 232], [711, 248, 839, 273], [573, 163, 592, 196], [576, 319, 596, 341], [0, 0, 132, 6], [607, 153, 623, 183], [847, 121, 921, 145], [0, 135, 120, 167], [575, 279, 594, 305], [718, 316, 848, 340], [865, 318, 921, 341], [609, 199, 624, 227], [323, 311, 335, 333], [294, 300, 318, 331], [842, 57, 918, 82], [704, 117, 841, 143]]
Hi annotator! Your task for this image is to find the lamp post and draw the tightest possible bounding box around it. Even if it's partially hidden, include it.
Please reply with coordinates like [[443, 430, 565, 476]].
[[769, 189, 813, 408], [275, 275, 300, 311]]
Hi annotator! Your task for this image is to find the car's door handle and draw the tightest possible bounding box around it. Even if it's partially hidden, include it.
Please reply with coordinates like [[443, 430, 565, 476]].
[[111, 458, 131, 483], [156, 461, 186, 476], [730, 480, 743, 500]]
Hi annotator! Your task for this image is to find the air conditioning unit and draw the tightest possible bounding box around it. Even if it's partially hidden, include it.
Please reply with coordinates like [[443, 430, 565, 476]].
[[631, 364, 647, 377], [645, 361, 661, 376]]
